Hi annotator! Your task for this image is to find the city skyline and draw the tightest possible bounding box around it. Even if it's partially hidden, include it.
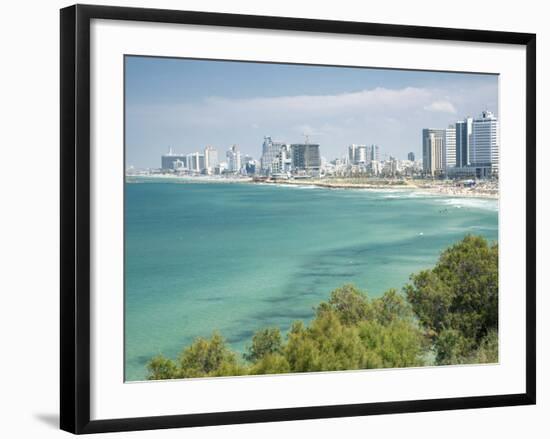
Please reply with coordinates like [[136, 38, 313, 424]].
[[125, 56, 498, 169], [141, 105, 498, 181]]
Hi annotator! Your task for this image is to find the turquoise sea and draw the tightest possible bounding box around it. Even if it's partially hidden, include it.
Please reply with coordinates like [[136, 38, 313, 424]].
[[124, 179, 498, 381]]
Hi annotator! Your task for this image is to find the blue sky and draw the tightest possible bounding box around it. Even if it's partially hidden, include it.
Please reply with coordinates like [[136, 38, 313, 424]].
[[125, 56, 498, 168]]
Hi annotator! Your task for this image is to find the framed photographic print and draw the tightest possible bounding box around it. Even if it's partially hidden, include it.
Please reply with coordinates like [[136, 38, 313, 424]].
[[60, 4, 536, 434]]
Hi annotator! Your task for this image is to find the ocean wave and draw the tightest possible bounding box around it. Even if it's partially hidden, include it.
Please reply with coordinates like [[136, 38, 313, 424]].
[[381, 192, 436, 199], [270, 183, 319, 189], [435, 197, 499, 211], [375, 190, 498, 210]]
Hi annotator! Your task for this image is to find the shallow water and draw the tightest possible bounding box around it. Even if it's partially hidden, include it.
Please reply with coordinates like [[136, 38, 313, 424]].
[[124, 180, 498, 381]]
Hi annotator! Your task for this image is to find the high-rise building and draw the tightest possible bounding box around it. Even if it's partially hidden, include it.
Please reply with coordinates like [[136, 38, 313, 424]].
[[422, 128, 445, 176], [204, 146, 218, 170], [374, 145, 380, 162], [445, 125, 457, 169], [261, 136, 285, 174], [186, 152, 205, 172], [348, 144, 368, 165], [407, 152, 415, 161], [456, 117, 473, 167], [348, 144, 356, 164], [291, 143, 321, 175], [471, 111, 499, 174], [226, 145, 242, 173], [161, 147, 187, 170], [272, 144, 292, 174]]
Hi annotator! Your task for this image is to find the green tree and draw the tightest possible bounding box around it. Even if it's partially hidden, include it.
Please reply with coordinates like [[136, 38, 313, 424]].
[[285, 288, 427, 373], [244, 327, 283, 363], [316, 284, 372, 325], [285, 311, 367, 372], [307, 310, 367, 371], [370, 288, 415, 326], [467, 329, 498, 364], [432, 328, 472, 365], [405, 235, 498, 364], [249, 354, 291, 375], [146, 354, 178, 380], [284, 321, 321, 372], [358, 320, 427, 368], [178, 331, 241, 378]]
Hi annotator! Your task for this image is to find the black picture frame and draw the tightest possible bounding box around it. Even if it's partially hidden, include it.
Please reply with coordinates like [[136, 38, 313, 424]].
[[60, 4, 536, 434]]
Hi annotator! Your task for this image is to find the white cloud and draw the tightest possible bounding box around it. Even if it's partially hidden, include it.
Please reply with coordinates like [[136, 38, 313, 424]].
[[130, 87, 436, 131], [126, 81, 497, 165], [423, 100, 457, 114], [203, 87, 432, 118]]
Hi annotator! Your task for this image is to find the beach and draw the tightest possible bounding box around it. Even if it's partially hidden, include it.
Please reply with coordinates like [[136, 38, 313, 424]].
[[127, 174, 498, 199], [259, 178, 498, 199]]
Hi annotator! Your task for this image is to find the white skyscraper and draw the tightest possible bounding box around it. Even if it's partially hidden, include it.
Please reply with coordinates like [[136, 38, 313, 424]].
[[186, 152, 205, 172], [226, 145, 242, 173], [445, 125, 457, 169], [471, 111, 499, 174], [204, 146, 219, 170]]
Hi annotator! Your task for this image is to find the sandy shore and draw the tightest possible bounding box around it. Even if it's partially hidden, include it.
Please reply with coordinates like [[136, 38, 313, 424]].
[[127, 174, 498, 200], [260, 179, 499, 199]]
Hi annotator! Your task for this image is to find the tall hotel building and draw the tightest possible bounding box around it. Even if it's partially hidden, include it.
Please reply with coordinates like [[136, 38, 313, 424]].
[[204, 146, 219, 170], [348, 144, 367, 165], [445, 111, 499, 179], [455, 116, 473, 167], [444, 125, 457, 169], [291, 143, 321, 175], [226, 144, 242, 173], [471, 111, 499, 175], [422, 128, 445, 176], [186, 152, 205, 172], [349, 144, 379, 165], [369, 144, 380, 162], [261, 136, 285, 174]]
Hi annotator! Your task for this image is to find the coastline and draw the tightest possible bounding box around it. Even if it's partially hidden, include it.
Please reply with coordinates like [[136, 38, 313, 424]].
[[126, 174, 498, 200], [256, 179, 499, 200], [126, 174, 253, 184]]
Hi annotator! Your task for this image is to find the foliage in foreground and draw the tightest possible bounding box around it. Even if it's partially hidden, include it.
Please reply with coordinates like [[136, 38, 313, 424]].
[[147, 235, 498, 380], [405, 235, 498, 365]]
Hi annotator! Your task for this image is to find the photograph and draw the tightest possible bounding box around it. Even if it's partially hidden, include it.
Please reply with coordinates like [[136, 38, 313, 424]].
[[0, 0, 543, 436], [124, 56, 499, 382]]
